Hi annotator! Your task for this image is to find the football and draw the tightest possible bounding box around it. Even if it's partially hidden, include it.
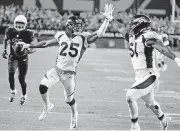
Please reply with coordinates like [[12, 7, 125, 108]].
[[13, 43, 28, 56]]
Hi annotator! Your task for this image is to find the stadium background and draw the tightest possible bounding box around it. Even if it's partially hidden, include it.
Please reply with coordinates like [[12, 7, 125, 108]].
[[0, 0, 180, 50]]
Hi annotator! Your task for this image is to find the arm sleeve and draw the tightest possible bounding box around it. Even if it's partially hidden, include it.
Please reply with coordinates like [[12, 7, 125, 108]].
[[5, 28, 10, 39]]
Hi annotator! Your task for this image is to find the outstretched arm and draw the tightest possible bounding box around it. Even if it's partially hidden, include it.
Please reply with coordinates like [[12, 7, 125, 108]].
[[87, 19, 110, 44], [19, 39, 58, 51], [146, 39, 180, 67], [87, 3, 114, 44], [147, 39, 176, 60], [29, 39, 57, 48]]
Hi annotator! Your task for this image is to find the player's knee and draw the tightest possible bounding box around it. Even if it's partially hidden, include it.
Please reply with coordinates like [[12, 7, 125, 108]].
[[126, 97, 133, 104], [66, 98, 75, 106], [65, 93, 73, 101], [39, 84, 48, 94], [65, 91, 75, 106], [126, 90, 134, 104]]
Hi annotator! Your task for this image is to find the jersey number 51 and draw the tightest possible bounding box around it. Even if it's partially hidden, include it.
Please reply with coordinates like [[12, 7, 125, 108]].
[[129, 42, 138, 57]]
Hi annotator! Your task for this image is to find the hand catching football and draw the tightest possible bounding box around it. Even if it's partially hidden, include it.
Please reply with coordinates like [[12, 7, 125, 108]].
[[16, 42, 30, 51]]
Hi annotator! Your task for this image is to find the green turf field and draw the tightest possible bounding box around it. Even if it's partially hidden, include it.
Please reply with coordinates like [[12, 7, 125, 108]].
[[0, 45, 180, 130]]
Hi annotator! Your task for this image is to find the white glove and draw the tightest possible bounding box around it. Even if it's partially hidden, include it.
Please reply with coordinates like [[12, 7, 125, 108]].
[[174, 57, 180, 67], [100, 3, 114, 21]]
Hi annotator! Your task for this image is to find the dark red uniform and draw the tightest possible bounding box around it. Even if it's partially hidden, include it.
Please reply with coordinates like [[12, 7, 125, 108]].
[[5, 27, 34, 96]]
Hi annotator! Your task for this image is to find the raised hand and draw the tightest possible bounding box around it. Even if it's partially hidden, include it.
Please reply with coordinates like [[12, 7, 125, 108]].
[[101, 3, 115, 21]]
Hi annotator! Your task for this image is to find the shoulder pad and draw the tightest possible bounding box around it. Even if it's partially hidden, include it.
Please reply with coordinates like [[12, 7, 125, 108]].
[[54, 31, 65, 41], [5, 27, 14, 34]]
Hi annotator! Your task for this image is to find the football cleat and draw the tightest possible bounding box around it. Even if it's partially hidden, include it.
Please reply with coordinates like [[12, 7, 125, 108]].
[[70, 111, 78, 130], [9, 89, 17, 102], [130, 123, 140, 131], [39, 103, 54, 121], [20, 94, 27, 106], [160, 116, 171, 131]]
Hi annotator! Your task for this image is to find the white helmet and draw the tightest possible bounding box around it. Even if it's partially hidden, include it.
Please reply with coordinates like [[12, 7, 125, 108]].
[[14, 15, 27, 31]]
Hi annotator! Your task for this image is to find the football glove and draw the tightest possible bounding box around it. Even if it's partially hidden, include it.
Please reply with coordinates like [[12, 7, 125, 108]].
[[2, 50, 8, 59], [100, 3, 114, 21]]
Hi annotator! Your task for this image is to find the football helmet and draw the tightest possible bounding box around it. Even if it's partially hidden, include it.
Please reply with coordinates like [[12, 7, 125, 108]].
[[65, 15, 85, 35], [129, 14, 151, 35], [14, 15, 27, 31]]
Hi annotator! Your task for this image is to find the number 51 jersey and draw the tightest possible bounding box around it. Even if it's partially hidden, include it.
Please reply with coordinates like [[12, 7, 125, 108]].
[[128, 30, 161, 71], [54, 31, 90, 72]]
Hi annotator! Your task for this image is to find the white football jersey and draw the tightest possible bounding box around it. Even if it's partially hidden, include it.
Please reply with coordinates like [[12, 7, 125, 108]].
[[54, 31, 90, 72], [128, 30, 161, 71]]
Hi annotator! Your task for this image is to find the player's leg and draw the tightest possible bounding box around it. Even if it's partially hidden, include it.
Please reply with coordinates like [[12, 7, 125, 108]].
[[18, 57, 28, 105], [142, 83, 171, 130], [126, 75, 156, 131], [38, 68, 59, 121], [8, 54, 18, 102], [59, 70, 77, 129]]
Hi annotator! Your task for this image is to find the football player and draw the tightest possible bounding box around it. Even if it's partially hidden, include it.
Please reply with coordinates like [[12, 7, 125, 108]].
[[153, 26, 170, 72], [19, 3, 114, 129], [2, 15, 35, 106], [112, 15, 180, 131]]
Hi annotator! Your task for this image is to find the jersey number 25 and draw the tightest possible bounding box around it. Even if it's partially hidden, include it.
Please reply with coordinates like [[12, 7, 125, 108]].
[[60, 42, 79, 57]]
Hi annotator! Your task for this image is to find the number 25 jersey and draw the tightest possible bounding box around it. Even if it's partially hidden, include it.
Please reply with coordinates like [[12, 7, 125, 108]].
[[54, 31, 90, 72], [128, 30, 161, 71]]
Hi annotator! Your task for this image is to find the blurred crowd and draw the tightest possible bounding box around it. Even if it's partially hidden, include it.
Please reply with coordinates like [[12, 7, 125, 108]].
[[0, 4, 180, 34]]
